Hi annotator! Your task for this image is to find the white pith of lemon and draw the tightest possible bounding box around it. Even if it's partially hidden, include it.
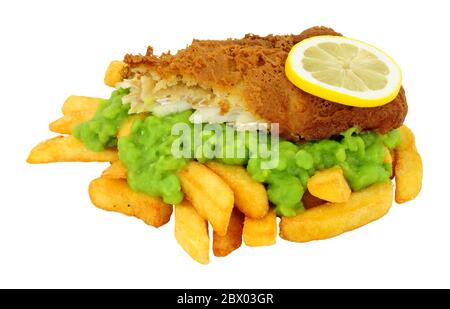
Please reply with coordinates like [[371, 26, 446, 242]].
[[285, 35, 402, 108]]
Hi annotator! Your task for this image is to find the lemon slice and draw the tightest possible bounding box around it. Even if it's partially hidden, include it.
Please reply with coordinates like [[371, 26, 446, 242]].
[[285, 36, 402, 107]]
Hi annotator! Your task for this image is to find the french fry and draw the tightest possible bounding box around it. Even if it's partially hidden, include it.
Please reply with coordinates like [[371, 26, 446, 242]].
[[243, 209, 277, 247], [178, 161, 234, 236], [55, 98, 143, 136], [397, 125, 416, 151], [307, 166, 351, 203], [302, 190, 326, 209], [384, 146, 393, 164], [117, 118, 134, 138], [102, 161, 128, 179], [280, 181, 393, 242], [89, 177, 172, 228], [175, 200, 210, 264], [117, 114, 146, 138], [61, 96, 101, 115], [104, 61, 128, 87], [27, 135, 118, 163], [205, 161, 269, 219], [213, 208, 244, 257], [49, 111, 96, 134], [394, 125, 422, 203]]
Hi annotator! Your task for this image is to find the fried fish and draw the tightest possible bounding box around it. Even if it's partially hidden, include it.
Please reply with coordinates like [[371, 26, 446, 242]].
[[120, 26, 407, 141]]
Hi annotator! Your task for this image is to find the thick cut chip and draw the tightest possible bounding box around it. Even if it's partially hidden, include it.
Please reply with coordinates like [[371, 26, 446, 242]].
[[61, 96, 101, 115], [49, 111, 96, 134], [384, 146, 393, 164], [27, 136, 118, 163], [397, 125, 416, 150], [243, 209, 277, 247], [102, 161, 128, 179], [280, 181, 393, 242], [302, 190, 326, 209], [117, 114, 146, 138], [89, 177, 172, 227], [213, 208, 244, 257], [104, 61, 128, 87], [394, 126, 422, 203], [205, 161, 269, 219], [175, 200, 210, 264], [178, 161, 234, 236], [307, 166, 351, 203]]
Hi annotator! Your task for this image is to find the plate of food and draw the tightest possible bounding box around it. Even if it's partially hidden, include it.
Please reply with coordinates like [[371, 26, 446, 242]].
[[27, 26, 422, 264]]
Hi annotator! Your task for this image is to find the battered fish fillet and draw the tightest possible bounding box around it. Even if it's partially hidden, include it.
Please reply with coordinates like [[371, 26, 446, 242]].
[[123, 26, 407, 141]]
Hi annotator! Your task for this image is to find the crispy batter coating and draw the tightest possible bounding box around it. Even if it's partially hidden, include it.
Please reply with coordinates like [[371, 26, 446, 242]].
[[124, 26, 407, 141]]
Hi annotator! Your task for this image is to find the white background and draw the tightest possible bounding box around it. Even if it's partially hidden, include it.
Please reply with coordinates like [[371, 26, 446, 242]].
[[1, 0, 448, 288]]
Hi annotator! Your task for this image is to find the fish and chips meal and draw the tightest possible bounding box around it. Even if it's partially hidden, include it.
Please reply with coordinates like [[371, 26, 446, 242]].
[[28, 26, 422, 264]]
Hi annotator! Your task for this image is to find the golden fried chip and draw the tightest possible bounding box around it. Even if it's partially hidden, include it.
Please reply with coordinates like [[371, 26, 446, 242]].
[[280, 181, 393, 242], [175, 200, 210, 264], [61, 96, 101, 115], [243, 209, 277, 247], [104, 61, 128, 87], [394, 126, 422, 203], [397, 125, 416, 151], [89, 177, 172, 227], [117, 114, 146, 138], [102, 161, 128, 179], [213, 208, 244, 257], [49, 111, 96, 134], [205, 161, 269, 219], [384, 146, 393, 164], [302, 190, 326, 209], [178, 161, 234, 236], [27, 136, 118, 163], [307, 166, 351, 203]]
